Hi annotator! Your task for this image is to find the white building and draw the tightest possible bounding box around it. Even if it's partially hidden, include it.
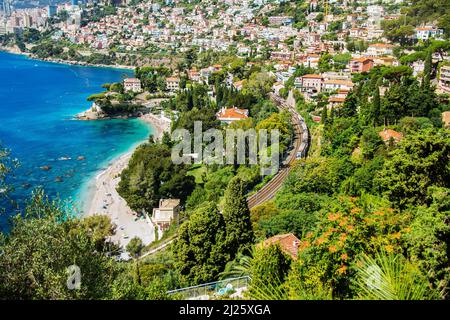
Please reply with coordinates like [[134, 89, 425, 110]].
[[438, 65, 450, 94], [152, 199, 180, 232], [123, 78, 142, 93], [366, 43, 394, 56], [415, 26, 444, 41], [166, 77, 180, 92]]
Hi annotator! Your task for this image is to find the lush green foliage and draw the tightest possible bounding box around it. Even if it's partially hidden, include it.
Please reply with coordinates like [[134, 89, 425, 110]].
[[117, 141, 195, 213]]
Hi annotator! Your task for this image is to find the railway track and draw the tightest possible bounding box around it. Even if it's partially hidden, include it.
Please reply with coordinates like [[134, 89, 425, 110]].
[[247, 93, 309, 209], [142, 94, 309, 257]]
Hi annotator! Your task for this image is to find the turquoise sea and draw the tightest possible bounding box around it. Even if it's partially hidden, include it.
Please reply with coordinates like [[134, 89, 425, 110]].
[[0, 51, 153, 229]]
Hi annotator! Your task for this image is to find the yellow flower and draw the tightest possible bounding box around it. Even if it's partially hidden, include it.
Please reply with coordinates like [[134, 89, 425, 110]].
[[392, 232, 401, 239]]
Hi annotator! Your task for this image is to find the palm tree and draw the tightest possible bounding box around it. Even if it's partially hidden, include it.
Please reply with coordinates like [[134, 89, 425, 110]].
[[353, 251, 438, 300], [219, 249, 255, 279]]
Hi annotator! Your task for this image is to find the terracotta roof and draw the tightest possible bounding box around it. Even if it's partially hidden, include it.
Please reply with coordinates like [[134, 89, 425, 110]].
[[324, 79, 354, 86], [216, 107, 249, 120], [261, 233, 300, 260], [124, 78, 141, 83], [378, 129, 403, 142], [369, 43, 394, 48], [233, 80, 245, 88], [302, 74, 322, 79], [159, 199, 180, 209], [329, 97, 346, 103], [416, 26, 436, 31], [351, 57, 373, 63]]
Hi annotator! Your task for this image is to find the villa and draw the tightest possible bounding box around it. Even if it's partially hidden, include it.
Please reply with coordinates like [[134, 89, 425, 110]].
[[216, 107, 249, 124], [349, 57, 374, 73], [166, 77, 180, 92], [260, 233, 301, 260], [123, 78, 142, 93], [152, 199, 181, 232]]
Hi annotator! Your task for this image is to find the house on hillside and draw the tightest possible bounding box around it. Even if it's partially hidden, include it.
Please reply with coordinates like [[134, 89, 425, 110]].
[[442, 111, 450, 128], [152, 199, 181, 232], [438, 65, 450, 94], [349, 57, 374, 73], [366, 43, 394, 56], [216, 107, 249, 124], [378, 129, 403, 144], [123, 78, 142, 93], [297, 74, 323, 93], [166, 77, 180, 92], [260, 233, 301, 260], [415, 26, 444, 41]]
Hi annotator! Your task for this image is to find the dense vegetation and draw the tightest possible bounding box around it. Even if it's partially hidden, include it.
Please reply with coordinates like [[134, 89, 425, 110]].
[[238, 58, 450, 300]]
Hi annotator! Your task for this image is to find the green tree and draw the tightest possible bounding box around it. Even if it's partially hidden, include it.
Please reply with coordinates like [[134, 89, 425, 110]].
[[126, 237, 144, 259], [247, 244, 292, 300], [371, 79, 382, 126], [376, 129, 450, 208], [173, 202, 228, 284], [0, 190, 118, 299], [222, 177, 255, 259]]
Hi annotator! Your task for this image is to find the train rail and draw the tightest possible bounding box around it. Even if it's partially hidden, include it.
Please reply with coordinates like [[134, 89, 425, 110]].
[[247, 93, 309, 209]]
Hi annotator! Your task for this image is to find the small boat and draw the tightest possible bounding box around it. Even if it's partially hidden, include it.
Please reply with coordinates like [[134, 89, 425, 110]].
[[58, 156, 71, 161]]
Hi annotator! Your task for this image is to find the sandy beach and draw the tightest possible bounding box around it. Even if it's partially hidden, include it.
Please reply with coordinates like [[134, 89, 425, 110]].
[[84, 113, 171, 260]]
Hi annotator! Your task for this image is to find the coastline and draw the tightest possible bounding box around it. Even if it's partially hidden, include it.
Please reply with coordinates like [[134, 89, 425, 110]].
[[0, 46, 134, 71], [82, 113, 171, 259]]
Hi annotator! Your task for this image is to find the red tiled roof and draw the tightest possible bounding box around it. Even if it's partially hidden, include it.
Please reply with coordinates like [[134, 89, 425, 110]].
[[369, 43, 394, 48], [261, 233, 300, 260], [302, 74, 322, 79], [351, 57, 374, 63], [378, 129, 403, 142], [216, 107, 249, 120], [329, 97, 346, 103]]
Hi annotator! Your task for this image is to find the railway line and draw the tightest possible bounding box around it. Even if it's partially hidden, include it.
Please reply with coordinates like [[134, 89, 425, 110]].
[[247, 93, 309, 209], [142, 94, 309, 257]]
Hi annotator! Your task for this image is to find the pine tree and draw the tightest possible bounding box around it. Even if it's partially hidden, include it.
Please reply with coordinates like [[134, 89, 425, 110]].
[[329, 106, 335, 124], [422, 50, 432, 90], [222, 177, 254, 259], [321, 105, 328, 125], [340, 91, 358, 118], [372, 79, 382, 126], [187, 89, 194, 110], [173, 202, 228, 284]]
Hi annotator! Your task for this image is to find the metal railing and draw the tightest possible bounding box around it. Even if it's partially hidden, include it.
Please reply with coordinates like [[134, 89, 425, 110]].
[[167, 276, 251, 300]]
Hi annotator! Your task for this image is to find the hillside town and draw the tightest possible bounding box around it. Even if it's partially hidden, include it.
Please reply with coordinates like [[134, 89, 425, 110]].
[[1, 0, 449, 101]]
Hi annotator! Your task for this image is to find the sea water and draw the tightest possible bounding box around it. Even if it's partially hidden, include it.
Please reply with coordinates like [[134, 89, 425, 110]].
[[0, 51, 153, 229]]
